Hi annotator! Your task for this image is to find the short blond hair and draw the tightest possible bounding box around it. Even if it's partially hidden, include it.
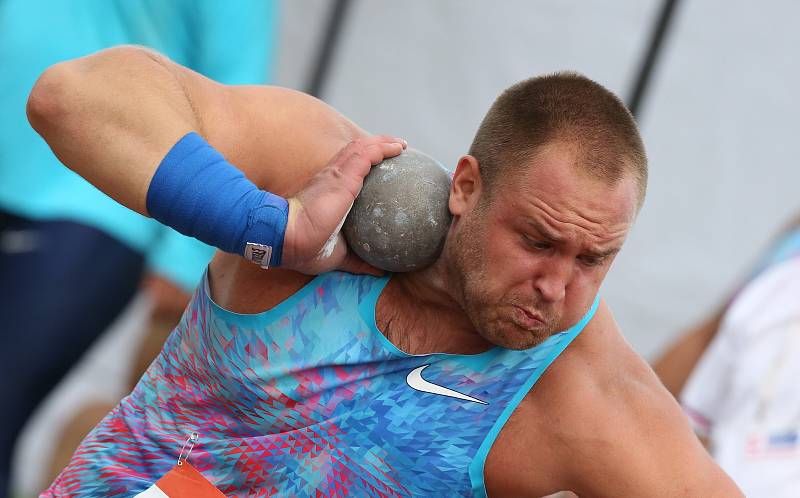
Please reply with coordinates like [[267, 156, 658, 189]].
[[469, 72, 647, 208]]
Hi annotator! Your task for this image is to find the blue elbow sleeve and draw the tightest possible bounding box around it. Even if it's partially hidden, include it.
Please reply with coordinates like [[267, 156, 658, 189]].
[[146, 132, 288, 268]]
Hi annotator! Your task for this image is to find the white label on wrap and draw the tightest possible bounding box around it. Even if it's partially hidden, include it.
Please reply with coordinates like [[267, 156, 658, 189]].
[[245, 242, 273, 269]]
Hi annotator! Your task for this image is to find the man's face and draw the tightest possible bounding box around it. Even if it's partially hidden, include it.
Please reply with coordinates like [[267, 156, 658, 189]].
[[444, 141, 638, 349]]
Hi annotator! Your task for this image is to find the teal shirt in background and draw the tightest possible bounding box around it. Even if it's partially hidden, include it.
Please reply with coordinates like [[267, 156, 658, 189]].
[[0, 0, 278, 291]]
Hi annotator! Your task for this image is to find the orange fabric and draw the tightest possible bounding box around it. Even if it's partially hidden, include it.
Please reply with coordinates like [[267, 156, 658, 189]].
[[155, 462, 227, 497]]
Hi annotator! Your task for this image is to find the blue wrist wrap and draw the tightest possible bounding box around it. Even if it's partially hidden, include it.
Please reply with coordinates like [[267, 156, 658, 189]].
[[146, 132, 288, 268]]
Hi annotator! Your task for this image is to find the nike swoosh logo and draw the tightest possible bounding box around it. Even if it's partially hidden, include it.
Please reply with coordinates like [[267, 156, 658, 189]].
[[406, 365, 488, 405]]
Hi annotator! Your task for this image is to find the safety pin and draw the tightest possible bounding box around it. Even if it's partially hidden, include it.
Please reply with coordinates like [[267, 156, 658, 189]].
[[177, 432, 199, 466]]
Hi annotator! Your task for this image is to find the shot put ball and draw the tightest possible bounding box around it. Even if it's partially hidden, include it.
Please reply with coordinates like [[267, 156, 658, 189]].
[[343, 148, 452, 272]]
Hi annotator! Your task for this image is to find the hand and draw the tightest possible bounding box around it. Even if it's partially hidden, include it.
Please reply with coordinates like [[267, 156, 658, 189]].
[[281, 135, 406, 275]]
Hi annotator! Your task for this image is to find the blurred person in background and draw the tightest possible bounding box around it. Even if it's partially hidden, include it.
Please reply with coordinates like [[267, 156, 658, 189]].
[[654, 213, 800, 497], [0, 1, 276, 495]]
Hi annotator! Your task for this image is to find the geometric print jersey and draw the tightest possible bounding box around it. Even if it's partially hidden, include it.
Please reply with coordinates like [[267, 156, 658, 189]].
[[44, 271, 599, 498]]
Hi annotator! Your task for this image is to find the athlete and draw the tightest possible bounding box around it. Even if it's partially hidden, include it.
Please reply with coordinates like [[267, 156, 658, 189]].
[[28, 46, 742, 496]]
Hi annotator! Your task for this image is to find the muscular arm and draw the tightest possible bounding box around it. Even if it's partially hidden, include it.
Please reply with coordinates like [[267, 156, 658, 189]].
[[26, 45, 364, 212], [560, 303, 741, 497], [487, 301, 743, 497], [28, 46, 405, 275]]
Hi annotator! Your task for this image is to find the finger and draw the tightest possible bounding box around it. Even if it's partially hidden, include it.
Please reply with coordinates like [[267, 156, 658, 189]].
[[343, 136, 406, 164], [363, 141, 404, 165], [337, 137, 404, 161], [359, 134, 407, 148], [320, 137, 407, 196], [333, 141, 404, 182]]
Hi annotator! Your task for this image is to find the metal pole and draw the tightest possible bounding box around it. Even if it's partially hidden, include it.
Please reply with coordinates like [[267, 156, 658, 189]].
[[306, 0, 353, 98], [627, 0, 682, 119]]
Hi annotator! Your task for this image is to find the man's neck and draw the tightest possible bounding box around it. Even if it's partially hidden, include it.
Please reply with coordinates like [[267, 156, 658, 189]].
[[394, 257, 456, 308], [378, 257, 494, 355]]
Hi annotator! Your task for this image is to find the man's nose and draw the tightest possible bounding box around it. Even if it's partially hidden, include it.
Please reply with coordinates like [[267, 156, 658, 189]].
[[533, 256, 572, 303]]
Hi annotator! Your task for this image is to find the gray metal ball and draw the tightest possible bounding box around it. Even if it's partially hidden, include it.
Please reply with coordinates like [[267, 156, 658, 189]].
[[343, 148, 452, 272]]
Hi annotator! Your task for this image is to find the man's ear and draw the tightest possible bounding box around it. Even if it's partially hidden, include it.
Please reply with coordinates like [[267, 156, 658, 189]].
[[449, 155, 482, 216]]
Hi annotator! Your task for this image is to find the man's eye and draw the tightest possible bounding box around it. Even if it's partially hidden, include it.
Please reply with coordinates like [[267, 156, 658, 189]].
[[523, 235, 550, 251], [579, 255, 605, 267]]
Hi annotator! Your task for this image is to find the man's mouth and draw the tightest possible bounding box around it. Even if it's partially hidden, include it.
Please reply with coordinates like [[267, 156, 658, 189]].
[[511, 305, 545, 330]]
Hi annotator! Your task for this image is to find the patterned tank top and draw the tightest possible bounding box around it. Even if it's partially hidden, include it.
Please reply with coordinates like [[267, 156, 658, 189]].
[[46, 271, 598, 497]]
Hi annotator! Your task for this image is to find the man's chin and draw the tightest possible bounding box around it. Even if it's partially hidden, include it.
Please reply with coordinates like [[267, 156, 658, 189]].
[[483, 322, 553, 350]]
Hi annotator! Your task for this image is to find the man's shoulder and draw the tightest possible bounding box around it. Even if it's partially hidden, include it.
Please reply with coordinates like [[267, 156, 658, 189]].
[[487, 301, 670, 494], [208, 257, 315, 313], [536, 299, 654, 397], [485, 301, 739, 496], [207, 257, 382, 315], [525, 300, 667, 447]]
